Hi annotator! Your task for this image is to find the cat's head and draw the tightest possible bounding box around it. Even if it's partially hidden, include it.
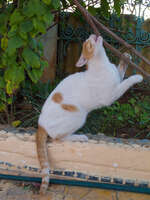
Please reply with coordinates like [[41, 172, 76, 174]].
[[76, 34, 103, 67]]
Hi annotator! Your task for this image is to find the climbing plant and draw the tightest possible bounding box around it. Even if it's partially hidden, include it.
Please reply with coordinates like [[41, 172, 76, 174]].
[[0, 0, 59, 117]]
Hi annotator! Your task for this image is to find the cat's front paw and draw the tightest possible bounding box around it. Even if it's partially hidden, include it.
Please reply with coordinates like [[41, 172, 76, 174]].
[[132, 74, 143, 83], [123, 52, 132, 60], [97, 36, 103, 45]]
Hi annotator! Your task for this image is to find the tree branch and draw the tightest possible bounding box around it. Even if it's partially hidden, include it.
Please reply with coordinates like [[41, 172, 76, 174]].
[[72, 0, 150, 80], [91, 15, 150, 68]]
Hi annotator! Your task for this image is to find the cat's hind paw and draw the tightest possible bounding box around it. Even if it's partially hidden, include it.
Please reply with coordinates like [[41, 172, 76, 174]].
[[62, 134, 88, 142]]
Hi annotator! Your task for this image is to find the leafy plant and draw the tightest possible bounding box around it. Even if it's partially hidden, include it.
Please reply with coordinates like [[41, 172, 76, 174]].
[[80, 89, 150, 139], [0, 0, 60, 122]]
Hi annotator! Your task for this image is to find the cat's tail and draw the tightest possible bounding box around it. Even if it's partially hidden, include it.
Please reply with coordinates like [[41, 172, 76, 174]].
[[36, 125, 50, 195]]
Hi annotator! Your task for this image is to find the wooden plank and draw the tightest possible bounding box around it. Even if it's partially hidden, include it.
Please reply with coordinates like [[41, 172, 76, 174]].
[[0, 133, 150, 184]]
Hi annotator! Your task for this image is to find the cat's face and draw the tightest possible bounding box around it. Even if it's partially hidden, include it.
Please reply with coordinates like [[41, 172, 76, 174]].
[[76, 34, 103, 67]]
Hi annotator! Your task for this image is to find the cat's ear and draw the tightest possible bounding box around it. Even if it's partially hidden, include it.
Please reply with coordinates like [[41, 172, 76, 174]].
[[76, 54, 88, 67]]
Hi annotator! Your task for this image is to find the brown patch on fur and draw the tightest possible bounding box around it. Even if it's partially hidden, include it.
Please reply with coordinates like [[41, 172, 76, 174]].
[[52, 92, 63, 103], [61, 104, 78, 112], [82, 40, 94, 60]]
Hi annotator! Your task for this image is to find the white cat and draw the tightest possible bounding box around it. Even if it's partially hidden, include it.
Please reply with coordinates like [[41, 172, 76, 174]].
[[36, 34, 143, 195]]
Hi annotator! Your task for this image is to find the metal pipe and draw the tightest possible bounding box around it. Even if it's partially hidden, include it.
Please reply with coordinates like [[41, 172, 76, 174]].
[[0, 174, 150, 195]]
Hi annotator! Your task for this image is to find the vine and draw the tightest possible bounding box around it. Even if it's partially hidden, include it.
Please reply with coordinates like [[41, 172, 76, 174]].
[[0, 0, 59, 118]]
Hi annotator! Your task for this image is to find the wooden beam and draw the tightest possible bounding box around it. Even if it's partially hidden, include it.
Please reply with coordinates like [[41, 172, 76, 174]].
[[0, 133, 150, 184]]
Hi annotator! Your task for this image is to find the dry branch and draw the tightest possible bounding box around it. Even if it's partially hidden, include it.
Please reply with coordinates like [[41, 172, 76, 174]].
[[91, 15, 150, 67], [72, 0, 150, 80]]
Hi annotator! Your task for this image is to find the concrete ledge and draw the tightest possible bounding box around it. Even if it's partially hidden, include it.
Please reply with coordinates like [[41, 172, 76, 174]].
[[0, 130, 150, 185]]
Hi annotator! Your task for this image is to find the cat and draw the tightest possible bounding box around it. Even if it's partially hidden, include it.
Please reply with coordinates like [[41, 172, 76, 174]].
[[36, 34, 143, 195]]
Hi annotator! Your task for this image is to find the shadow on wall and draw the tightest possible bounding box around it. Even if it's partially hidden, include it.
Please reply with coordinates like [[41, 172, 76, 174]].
[[40, 24, 58, 83]]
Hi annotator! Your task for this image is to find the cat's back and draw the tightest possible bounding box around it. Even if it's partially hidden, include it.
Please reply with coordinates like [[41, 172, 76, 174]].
[[40, 71, 87, 112], [55, 71, 85, 91]]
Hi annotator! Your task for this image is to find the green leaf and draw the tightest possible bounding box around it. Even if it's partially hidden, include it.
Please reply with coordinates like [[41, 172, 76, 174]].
[[41, 60, 48, 68], [42, 0, 51, 5], [22, 47, 40, 68], [6, 81, 13, 95], [19, 31, 28, 40], [0, 77, 5, 88], [23, 0, 47, 17], [7, 98, 12, 104], [118, 116, 123, 121], [12, 120, 21, 127], [23, 1, 35, 17], [52, 0, 60, 9], [1, 37, 8, 50], [101, 0, 110, 19], [1, 53, 8, 66], [0, 12, 9, 34], [0, 12, 9, 24], [7, 35, 24, 55], [43, 12, 54, 25], [88, 6, 97, 16], [26, 68, 43, 83], [0, 102, 6, 112], [30, 30, 39, 38], [135, 106, 140, 114], [33, 18, 46, 33], [0, 90, 6, 102], [20, 21, 34, 33], [0, 24, 7, 34], [29, 38, 37, 49], [4, 65, 25, 87], [114, 0, 121, 16], [37, 41, 43, 51], [8, 24, 18, 37], [10, 9, 24, 25]]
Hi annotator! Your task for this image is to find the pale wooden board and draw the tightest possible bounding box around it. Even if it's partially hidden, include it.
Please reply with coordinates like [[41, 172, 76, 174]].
[[0, 134, 150, 183]]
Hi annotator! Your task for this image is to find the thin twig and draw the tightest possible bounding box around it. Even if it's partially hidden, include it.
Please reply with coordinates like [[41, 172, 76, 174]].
[[46, 22, 58, 32], [72, 0, 150, 80]]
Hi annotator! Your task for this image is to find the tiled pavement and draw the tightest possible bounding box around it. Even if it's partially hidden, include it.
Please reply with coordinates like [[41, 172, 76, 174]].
[[1, 180, 150, 200], [46, 185, 150, 200]]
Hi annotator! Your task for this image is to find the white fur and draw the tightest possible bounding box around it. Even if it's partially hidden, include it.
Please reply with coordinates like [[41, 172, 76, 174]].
[[42, 176, 50, 183], [38, 35, 143, 140], [62, 134, 89, 142], [42, 167, 49, 174]]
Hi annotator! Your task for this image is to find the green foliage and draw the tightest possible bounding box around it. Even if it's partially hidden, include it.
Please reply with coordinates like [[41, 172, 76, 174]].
[[61, 0, 124, 20], [0, 0, 60, 119], [81, 92, 150, 138]]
